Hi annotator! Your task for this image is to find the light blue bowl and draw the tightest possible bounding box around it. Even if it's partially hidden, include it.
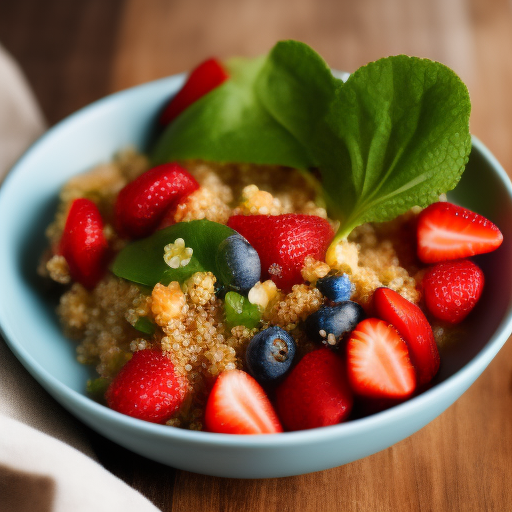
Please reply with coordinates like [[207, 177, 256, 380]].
[[1, 75, 512, 479]]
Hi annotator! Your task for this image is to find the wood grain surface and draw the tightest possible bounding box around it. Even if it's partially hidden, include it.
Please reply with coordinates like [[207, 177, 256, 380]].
[[2, 0, 512, 510]]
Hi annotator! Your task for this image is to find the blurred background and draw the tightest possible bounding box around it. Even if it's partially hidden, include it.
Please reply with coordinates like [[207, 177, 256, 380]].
[[1, 0, 512, 510], [2, 0, 511, 165], [2, 0, 510, 163]]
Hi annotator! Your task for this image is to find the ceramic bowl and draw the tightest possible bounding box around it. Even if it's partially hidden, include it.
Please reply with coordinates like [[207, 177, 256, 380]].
[[1, 74, 512, 479]]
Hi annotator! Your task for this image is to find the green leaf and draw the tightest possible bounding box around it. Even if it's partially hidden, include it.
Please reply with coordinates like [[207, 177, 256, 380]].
[[321, 55, 472, 241], [152, 55, 314, 169], [255, 40, 338, 163], [224, 291, 261, 329], [111, 220, 236, 287], [256, 43, 471, 242], [134, 317, 156, 336], [86, 377, 110, 401]]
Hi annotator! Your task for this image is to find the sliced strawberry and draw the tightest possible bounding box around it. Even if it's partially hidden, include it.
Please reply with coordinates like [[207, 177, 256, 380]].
[[115, 163, 199, 239], [423, 259, 484, 324], [59, 198, 108, 289], [417, 202, 503, 263], [346, 318, 416, 399], [204, 370, 282, 434], [227, 214, 334, 290], [373, 287, 440, 386], [275, 348, 353, 431], [106, 349, 187, 424], [159, 57, 229, 126]]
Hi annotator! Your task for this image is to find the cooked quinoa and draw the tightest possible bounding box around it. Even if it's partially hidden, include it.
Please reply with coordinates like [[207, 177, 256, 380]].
[[42, 148, 447, 430]]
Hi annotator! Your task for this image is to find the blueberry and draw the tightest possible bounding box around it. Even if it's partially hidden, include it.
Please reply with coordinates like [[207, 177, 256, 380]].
[[305, 301, 365, 346], [245, 326, 296, 385], [316, 274, 353, 303], [216, 234, 261, 294]]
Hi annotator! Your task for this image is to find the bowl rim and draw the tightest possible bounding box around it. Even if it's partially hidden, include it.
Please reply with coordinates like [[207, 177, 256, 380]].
[[1, 73, 512, 449]]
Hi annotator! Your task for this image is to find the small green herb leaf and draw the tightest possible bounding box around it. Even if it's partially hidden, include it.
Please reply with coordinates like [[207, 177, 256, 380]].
[[152, 56, 314, 169], [86, 377, 110, 401], [111, 220, 236, 287], [224, 291, 261, 329], [134, 317, 156, 336]]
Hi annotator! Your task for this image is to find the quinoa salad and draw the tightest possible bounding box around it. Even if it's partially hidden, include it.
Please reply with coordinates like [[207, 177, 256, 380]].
[[38, 42, 503, 434]]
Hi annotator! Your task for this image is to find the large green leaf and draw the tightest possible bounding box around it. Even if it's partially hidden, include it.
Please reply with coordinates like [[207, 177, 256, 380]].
[[255, 40, 338, 164], [255, 43, 471, 241], [320, 55, 472, 240]]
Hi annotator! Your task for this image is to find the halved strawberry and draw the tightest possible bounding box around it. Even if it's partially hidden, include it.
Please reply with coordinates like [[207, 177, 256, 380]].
[[227, 214, 334, 290], [59, 198, 108, 289], [346, 318, 416, 399], [115, 163, 199, 239], [423, 259, 484, 324], [373, 287, 440, 386], [275, 348, 353, 431], [106, 349, 187, 424], [417, 202, 503, 263], [204, 370, 283, 434], [159, 57, 229, 126]]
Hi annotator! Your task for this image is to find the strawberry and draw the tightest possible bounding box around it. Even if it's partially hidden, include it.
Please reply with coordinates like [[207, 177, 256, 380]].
[[159, 57, 229, 126], [227, 214, 334, 290], [417, 202, 503, 263], [105, 349, 186, 424], [115, 163, 199, 239], [373, 287, 440, 386], [204, 370, 282, 434], [59, 198, 108, 289], [422, 259, 484, 324], [346, 318, 416, 399], [275, 348, 353, 431]]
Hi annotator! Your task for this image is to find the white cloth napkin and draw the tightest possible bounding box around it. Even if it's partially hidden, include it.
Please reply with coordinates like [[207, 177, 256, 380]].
[[0, 44, 161, 512]]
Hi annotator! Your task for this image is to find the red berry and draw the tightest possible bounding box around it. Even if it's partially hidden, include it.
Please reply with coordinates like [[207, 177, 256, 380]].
[[106, 349, 186, 424], [417, 202, 503, 263], [159, 58, 229, 126], [275, 348, 353, 431], [373, 287, 440, 386], [204, 370, 282, 434], [59, 198, 108, 289], [346, 318, 416, 399], [227, 214, 334, 290], [115, 163, 199, 239], [422, 259, 484, 324]]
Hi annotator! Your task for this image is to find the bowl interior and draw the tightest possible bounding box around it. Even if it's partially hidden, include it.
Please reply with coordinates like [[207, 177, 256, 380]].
[[0, 76, 512, 477]]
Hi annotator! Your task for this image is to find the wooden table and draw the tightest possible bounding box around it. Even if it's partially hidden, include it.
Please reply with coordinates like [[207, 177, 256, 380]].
[[2, 0, 512, 509]]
